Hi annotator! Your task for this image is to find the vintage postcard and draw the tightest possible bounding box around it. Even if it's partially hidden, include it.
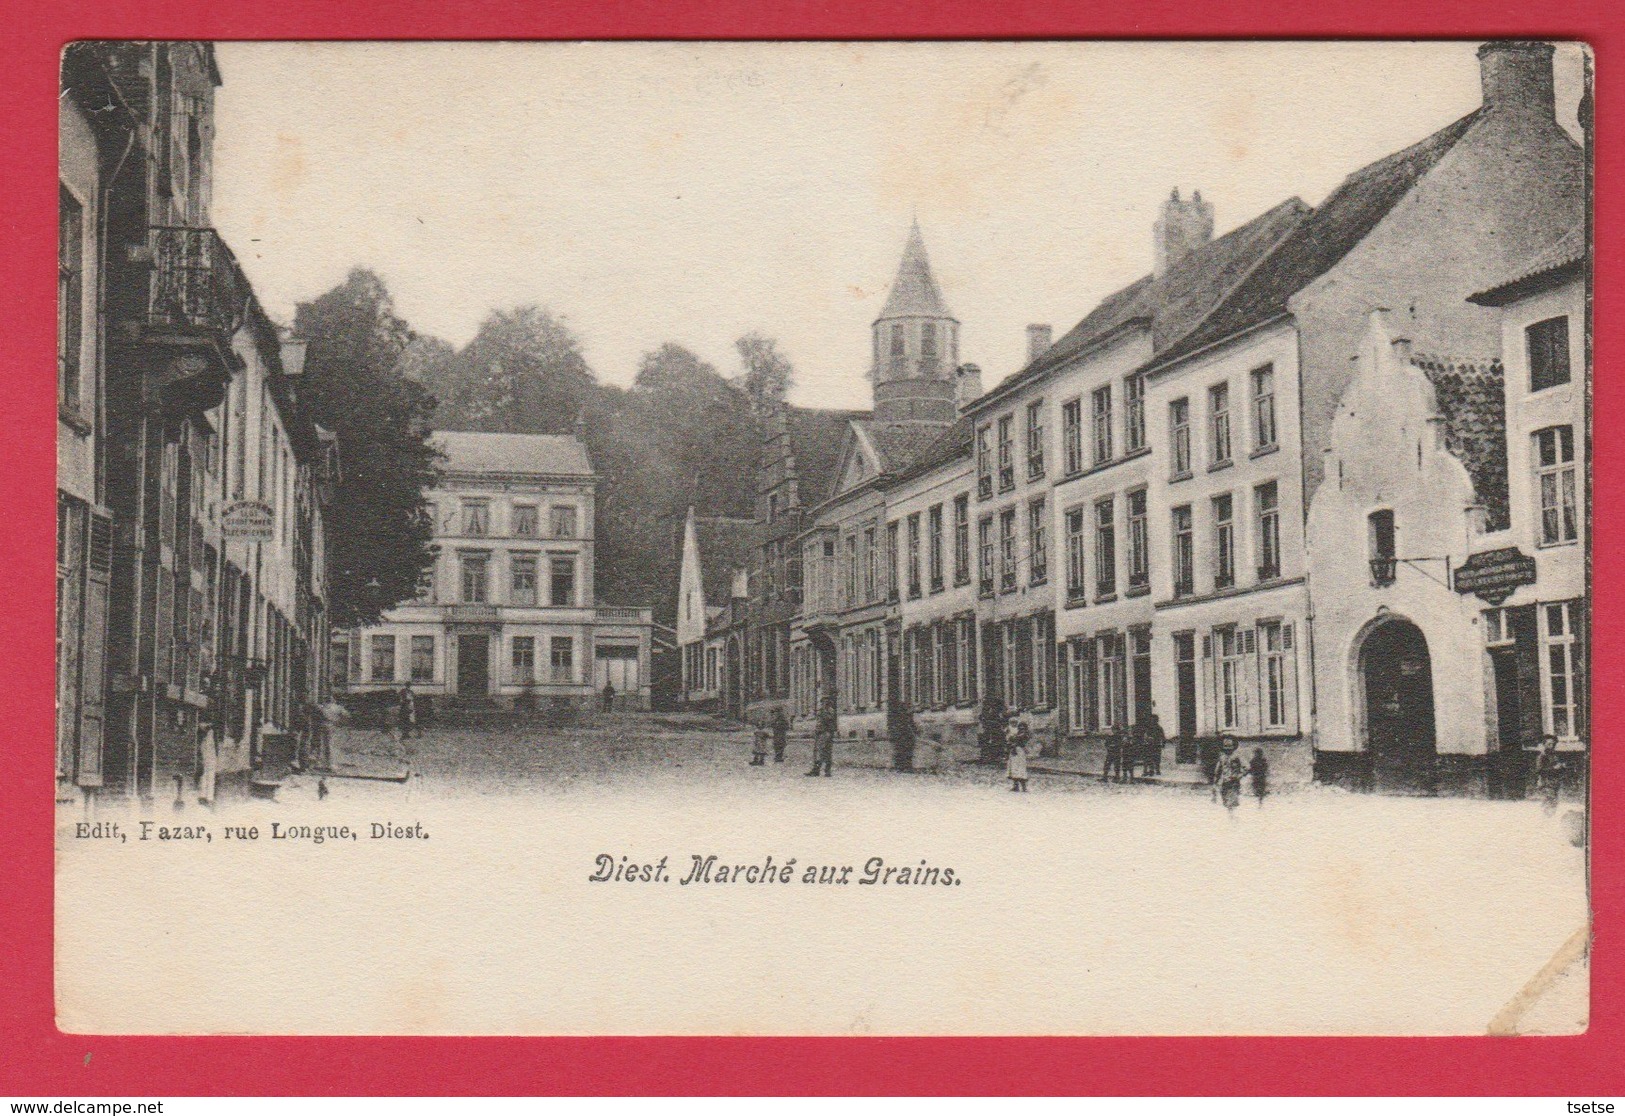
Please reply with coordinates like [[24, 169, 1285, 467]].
[[54, 39, 1591, 1036]]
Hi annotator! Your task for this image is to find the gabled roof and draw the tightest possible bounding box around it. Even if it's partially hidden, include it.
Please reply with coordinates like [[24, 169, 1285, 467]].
[[878, 221, 954, 320], [1414, 354, 1509, 531], [890, 414, 976, 486], [976, 196, 1310, 409], [433, 430, 593, 476], [1469, 222, 1587, 306], [1148, 111, 1481, 373], [694, 516, 755, 605], [855, 420, 953, 476], [786, 406, 869, 508]]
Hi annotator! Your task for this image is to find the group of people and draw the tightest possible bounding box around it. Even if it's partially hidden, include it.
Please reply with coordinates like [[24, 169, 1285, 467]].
[[1100, 712, 1167, 782], [1212, 735, 1270, 813], [750, 707, 791, 767]]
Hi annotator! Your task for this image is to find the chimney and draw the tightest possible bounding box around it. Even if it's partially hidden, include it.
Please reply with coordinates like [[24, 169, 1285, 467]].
[[1153, 187, 1215, 278], [1025, 324, 1053, 364], [1477, 41, 1556, 120], [955, 363, 983, 409]]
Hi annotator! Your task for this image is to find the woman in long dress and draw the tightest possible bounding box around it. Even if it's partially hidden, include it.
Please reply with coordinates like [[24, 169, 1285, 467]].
[[1006, 718, 1030, 793]]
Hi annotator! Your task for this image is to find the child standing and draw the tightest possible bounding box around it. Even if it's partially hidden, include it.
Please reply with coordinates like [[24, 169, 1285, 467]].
[[1006, 717, 1030, 793], [750, 724, 769, 766]]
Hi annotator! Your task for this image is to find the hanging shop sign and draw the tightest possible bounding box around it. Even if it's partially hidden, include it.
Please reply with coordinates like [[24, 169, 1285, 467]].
[[1453, 546, 1537, 605]]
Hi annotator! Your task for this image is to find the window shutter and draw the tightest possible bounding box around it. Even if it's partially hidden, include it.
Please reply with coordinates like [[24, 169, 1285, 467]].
[[1283, 622, 1300, 734]]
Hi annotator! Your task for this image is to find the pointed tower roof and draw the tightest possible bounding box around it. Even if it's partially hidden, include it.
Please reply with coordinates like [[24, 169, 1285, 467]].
[[878, 220, 953, 320]]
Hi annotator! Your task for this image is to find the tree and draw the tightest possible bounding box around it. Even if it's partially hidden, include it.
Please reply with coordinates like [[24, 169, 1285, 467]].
[[442, 305, 595, 434], [734, 330, 794, 409], [293, 269, 441, 628]]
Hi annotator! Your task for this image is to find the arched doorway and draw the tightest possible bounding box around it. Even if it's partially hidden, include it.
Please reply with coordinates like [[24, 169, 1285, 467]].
[[1358, 617, 1438, 795]]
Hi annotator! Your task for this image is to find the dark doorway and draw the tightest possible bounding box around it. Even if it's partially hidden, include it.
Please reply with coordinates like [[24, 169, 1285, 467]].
[[1131, 629, 1153, 727], [1489, 647, 1528, 798], [1173, 631, 1197, 759], [457, 634, 490, 697], [1360, 618, 1437, 794]]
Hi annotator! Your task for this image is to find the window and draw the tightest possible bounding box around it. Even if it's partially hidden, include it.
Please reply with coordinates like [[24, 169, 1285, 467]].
[[1028, 497, 1048, 585], [1215, 627, 1249, 731], [1068, 637, 1095, 733], [1527, 316, 1571, 392], [864, 524, 878, 602], [549, 636, 574, 683], [1091, 385, 1113, 465], [1542, 601, 1580, 739], [976, 425, 993, 499], [511, 554, 538, 606], [1212, 493, 1235, 589], [370, 635, 396, 683], [1368, 509, 1396, 586], [890, 322, 905, 358], [1170, 398, 1191, 477], [414, 565, 436, 603], [928, 505, 945, 592], [922, 322, 937, 361], [1172, 505, 1194, 597], [953, 495, 971, 585], [1033, 611, 1055, 709], [460, 553, 489, 603], [885, 521, 899, 601], [1127, 488, 1149, 589], [1002, 623, 1019, 708], [1094, 497, 1116, 598], [1208, 383, 1231, 466], [462, 501, 490, 537], [999, 508, 1017, 592], [1062, 398, 1083, 475], [58, 187, 84, 413], [1026, 401, 1046, 480], [1256, 482, 1280, 580], [1535, 426, 1578, 545], [512, 504, 538, 537], [1065, 507, 1087, 605], [997, 416, 1015, 491], [511, 635, 535, 684], [906, 514, 922, 599], [1259, 621, 1292, 729], [1250, 365, 1277, 450], [842, 535, 857, 606], [550, 506, 578, 539], [1097, 632, 1125, 732], [958, 617, 977, 704], [978, 515, 995, 596], [1125, 373, 1146, 453], [549, 556, 576, 606]]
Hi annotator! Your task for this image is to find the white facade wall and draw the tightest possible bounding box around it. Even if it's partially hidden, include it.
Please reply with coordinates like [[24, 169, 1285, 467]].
[[1145, 321, 1312, 743]]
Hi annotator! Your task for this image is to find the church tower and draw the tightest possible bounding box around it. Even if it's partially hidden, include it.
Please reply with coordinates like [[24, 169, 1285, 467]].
[[871, 221, 960, 424]]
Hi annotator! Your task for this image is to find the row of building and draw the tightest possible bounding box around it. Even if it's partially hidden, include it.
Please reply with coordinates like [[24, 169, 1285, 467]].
[[677, 41, 1588, 794], [58, 43, 337, 803]]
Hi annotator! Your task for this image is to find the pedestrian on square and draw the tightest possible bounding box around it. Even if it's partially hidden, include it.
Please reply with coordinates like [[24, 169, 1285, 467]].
[[750, 722, 769, 766], [1005, 716, 1030, 793], [1102, 732, 1121, 783], [397, 683, 417, 741], [1142, 709, 1166, 777], [602, 680, 615, 713], [771, 707, 789, 763], [1216, 736, 1245, 813], [1249, 746, 1269, 807], [1535, 733, 1560, 813], [806, 695, 836, 777]]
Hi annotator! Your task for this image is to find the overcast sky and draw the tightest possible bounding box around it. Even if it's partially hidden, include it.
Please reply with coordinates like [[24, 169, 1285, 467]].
[[211, 41, 1586, 411]]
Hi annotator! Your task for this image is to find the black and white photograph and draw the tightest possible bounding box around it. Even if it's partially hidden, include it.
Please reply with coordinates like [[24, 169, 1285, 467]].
[[54, 39, 1590, 1035]]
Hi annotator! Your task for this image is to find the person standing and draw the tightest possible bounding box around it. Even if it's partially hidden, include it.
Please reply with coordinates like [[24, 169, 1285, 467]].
[[806, 695, 836, 777], [750, 722, 769, 766], [398, 683, 418, 741], [1006, 716, 1030, 793], [1215, 736, 1245, 814], [1249, 746, 1269, 807], [1535, 733, 1561, 813], [601, 680, 615, 713], [1102, 732, 1121, 783], [771, 707, 789, 763], [1142, 709, 1166, 777]]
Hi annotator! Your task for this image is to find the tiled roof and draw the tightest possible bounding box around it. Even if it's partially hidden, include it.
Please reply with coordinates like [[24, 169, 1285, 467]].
[[977, 197, 1310, 408], [787, 406, 868, 508], [433, 430, 593, 476], [1414, 354, 1509, 531], [879, 221, 953, 319], [1469, 222, 1587, 306], [890, 414, 976, 485], [695, 515, 755, 605], [856, 419, 955, 475], [1150, 111, 1481, 372]]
